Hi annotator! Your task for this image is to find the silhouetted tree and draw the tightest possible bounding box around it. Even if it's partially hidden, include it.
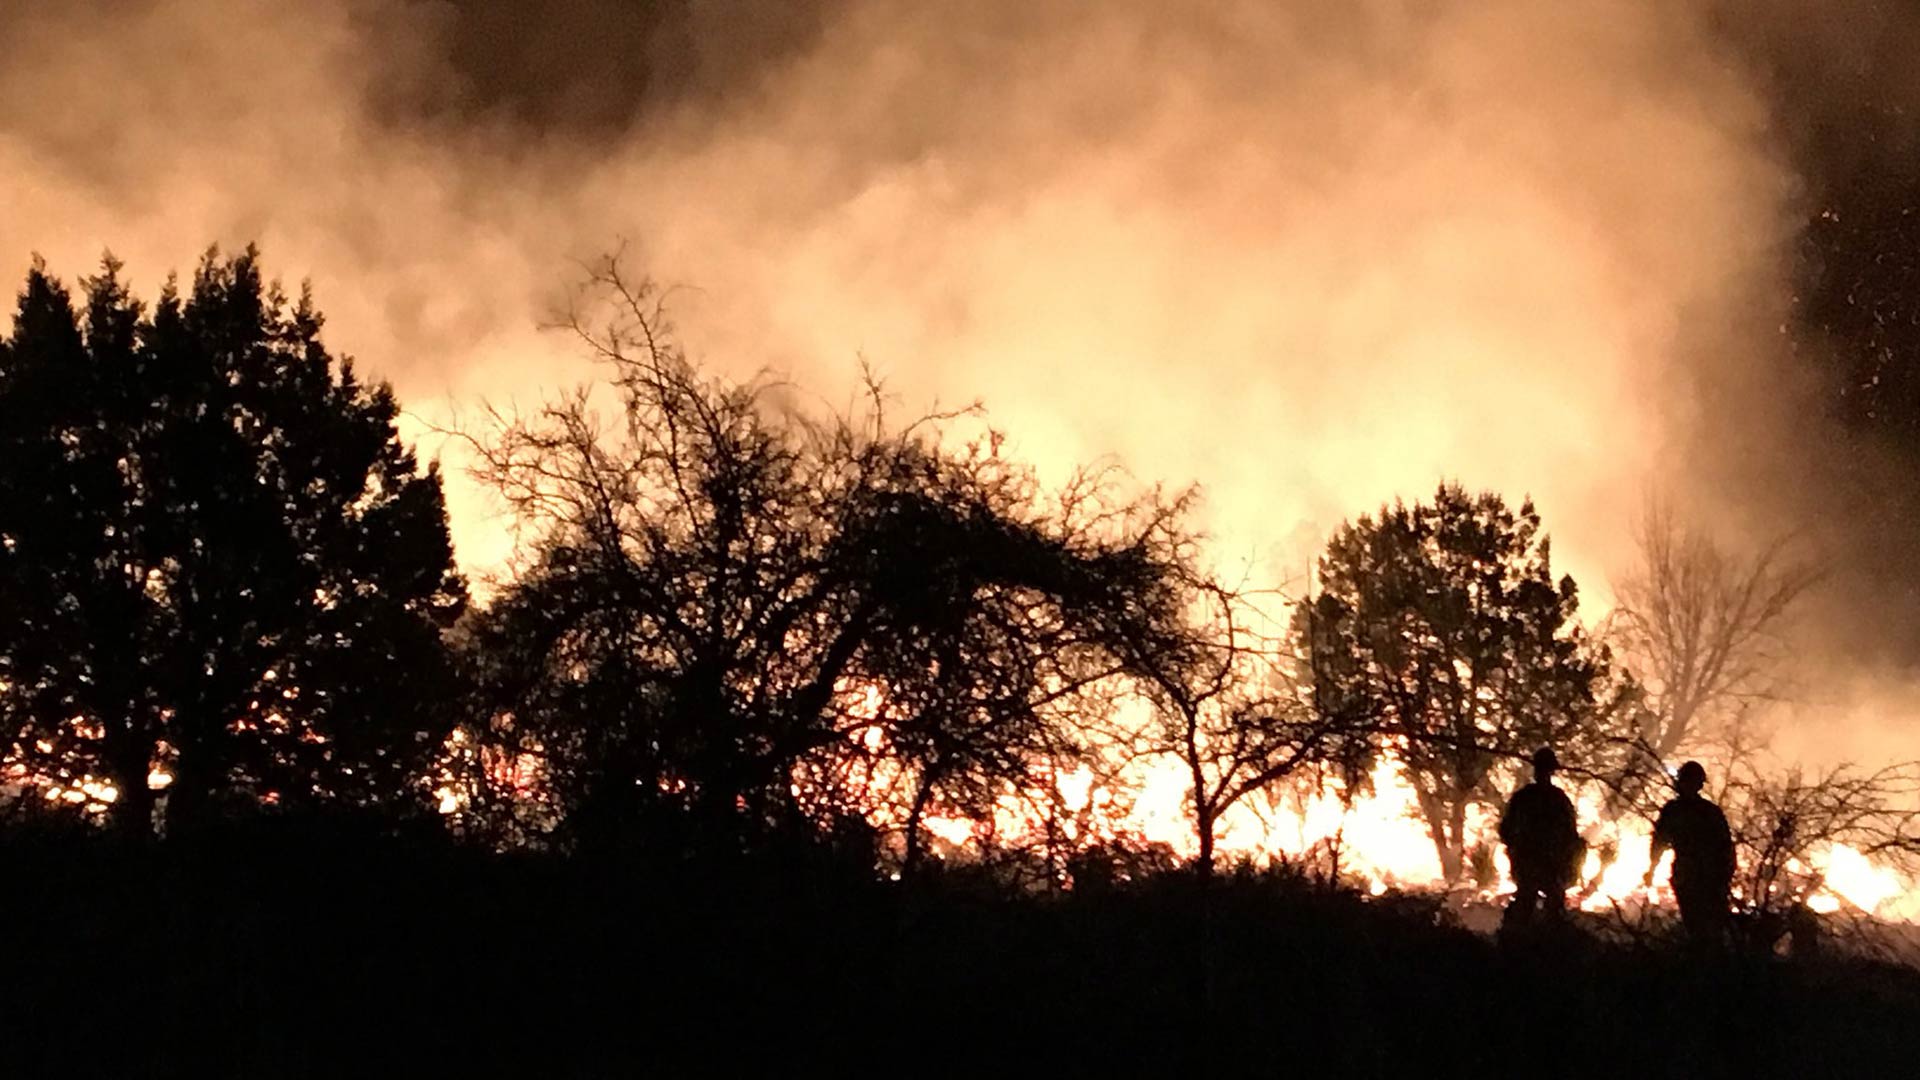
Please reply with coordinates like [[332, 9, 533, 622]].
[[455, 254, 1180, 864], [1105, 565, 1373, 878], [0, 250, 466, 837], [1607, 501, 1817, 762], [1298, 483, 1633, 882]]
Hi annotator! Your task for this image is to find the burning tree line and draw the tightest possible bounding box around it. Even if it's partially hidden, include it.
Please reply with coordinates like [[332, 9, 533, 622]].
[[3, 249, 1919, 940]]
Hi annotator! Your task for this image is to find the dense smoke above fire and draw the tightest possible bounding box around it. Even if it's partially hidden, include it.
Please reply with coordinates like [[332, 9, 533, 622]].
[[3, 0, 1918, 766]]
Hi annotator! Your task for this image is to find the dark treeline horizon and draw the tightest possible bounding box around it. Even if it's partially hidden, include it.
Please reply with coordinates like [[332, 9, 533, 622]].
[[4, 243, 1918, 931]]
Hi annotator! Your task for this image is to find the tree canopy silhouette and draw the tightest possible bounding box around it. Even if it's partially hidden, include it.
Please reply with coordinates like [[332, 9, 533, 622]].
[[1103, 565, 1374, 878], [452, 255, 1185, 864], [0, 250, 466, 836], [1299, 483, 1637, 882], [1607, 501, 1816, 763]]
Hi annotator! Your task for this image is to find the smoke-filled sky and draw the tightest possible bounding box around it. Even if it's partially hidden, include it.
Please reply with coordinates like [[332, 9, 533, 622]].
[[7, 0, 1920, 762]]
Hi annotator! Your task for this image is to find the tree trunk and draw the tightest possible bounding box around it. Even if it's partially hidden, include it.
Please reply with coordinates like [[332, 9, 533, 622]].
[[1414, 784, 1465, 883], [1446, 797, 1468, 883], [114, 779, 156, 841], [1195, 804, 1216, 879], [1188, 727, 1215, 878], [104, 730, 155, 842], [160, 742, 214, 839], [902, 776, 935, 881]]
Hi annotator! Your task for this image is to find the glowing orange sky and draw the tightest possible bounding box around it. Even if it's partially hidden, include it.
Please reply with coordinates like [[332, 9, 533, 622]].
[[1, 0, 1913, 770]]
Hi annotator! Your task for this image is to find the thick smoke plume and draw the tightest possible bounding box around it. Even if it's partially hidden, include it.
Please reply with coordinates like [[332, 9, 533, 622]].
[[2, 0, 1913, 762]]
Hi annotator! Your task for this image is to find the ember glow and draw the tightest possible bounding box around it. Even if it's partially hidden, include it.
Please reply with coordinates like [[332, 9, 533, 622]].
[[9, 1, 1920, 919]]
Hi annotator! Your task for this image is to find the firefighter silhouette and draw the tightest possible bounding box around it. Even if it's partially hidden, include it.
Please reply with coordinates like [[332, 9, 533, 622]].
[[1499, 746, 1585, 926], [1645, 760, 1736, 942]]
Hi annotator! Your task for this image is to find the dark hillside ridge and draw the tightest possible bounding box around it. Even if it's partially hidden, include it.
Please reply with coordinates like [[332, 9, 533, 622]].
[[3, 825, 1917, 1076]]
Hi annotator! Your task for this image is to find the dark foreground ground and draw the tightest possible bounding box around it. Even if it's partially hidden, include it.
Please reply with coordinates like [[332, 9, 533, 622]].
[[3, 823, 1917, 1077]]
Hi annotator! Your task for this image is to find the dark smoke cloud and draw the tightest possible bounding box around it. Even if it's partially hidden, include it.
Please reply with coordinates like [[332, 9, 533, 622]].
[[1681, 1, 1920, 687], [346, 0, 841, 136]]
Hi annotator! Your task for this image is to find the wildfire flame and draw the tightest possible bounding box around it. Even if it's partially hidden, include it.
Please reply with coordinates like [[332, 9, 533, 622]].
[[422, 676, 1920, 924], [901, 748, 1920, 922]]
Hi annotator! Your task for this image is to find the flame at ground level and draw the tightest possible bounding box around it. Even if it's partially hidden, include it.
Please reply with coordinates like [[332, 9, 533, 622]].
[[917, 755, 1920, 923], [426, 687, 1920, 924]]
